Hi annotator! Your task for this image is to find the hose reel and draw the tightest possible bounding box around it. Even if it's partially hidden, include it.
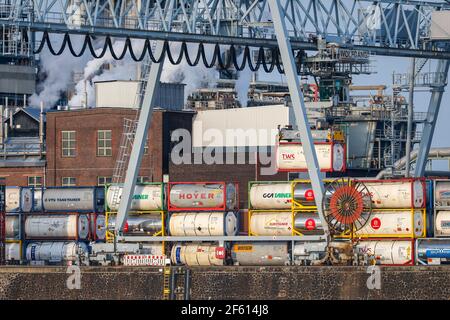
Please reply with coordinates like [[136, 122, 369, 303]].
[[321, 178, 373, 235]]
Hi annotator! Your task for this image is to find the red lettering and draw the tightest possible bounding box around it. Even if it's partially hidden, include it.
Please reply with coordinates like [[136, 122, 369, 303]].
[[208, 193, 214, 199], [282, 153, 295, 160], [187, 194, 192, 199], [179, 193, 185, 199], [201, 193, 206, 199]]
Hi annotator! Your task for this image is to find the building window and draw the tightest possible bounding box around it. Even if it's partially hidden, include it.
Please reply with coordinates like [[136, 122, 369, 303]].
[[136, 176, 149, 184], [97, 176, 112, 186], [28, 176, 43, 187], [97, 130, 112, 157], [62, 177, 76, 186], [62, 131, 76, 157]]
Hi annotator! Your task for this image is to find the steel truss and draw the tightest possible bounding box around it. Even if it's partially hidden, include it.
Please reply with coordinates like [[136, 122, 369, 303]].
[[1, 0, 450, 58]]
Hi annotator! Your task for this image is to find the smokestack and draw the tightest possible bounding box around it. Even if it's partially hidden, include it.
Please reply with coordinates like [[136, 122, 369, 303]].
[[9, 108, 13, 129], [83, 79, 88, 108], [23, 94, 27, 108], [39, 101, 44, 156]]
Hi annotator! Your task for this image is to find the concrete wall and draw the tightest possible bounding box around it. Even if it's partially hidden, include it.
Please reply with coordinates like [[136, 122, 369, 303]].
[[1, 266, 450, 300]]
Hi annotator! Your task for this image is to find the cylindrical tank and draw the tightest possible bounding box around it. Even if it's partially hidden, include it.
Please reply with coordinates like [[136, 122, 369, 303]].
[[25, 242, 88, 263], [276, 143, 345, 171], [249, 182, 292, 209], [5, 215, 20, 239], [168, 212, 238, 236], [42, 187, 104, 212], [107, 213, 163, 235], [106, 184, 164, 211], [231, 242, 290, 266], [33, 188, 43, 212], [294, 213, 323, 235], [355, 210, 424, 237], [363, 180, 425, 208], [90, 213, 106, 241], [24, 214, 90, 240], [249, 211, 323, 236], [435, 181, 450, 206], [417, 239, 450, 260], [6, 187, 33, 212], [169, 183, 237, 210], [355, 240, 413, 265], [435, 211, 450, 236], [6, 242, 22, 261], [170, 243, 224, 266]]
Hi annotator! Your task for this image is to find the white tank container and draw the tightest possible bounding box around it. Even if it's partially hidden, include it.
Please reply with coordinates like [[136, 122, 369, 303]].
[[355, 240, 413, 265], [435, 181, 450, 207], [363, 180, 425, 208], [231, 242, 290, 266], [250, 211, 293, 236], [169, 183, 237, 210], [276, 143, 345, 171], [106, 184, 163, 211], [6, 242, 22, 261], [90, 213, 106, 241], [355, 210, 424, 237], [435, 211, 450, 236], [6, 187, 33, 212], [169, 212, 238, 236], [170, 243, 224, 266], [249, 183, 292, 209], [24, 214, 90, 240], [33, 188, 43, 211], [25, 241, 88, 263], [42, 187, 104, 212], [5, 215, 20, 239]]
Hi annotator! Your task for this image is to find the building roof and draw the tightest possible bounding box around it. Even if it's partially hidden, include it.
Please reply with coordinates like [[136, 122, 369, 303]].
[[3, 107, 45, 123]]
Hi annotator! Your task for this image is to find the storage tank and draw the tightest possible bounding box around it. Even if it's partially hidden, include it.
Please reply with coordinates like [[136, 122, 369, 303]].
[[106, 184, 164, 211], [6, 187, 33, 212], [5, 242, 22, 261], [24, 214, 90, 240], [435, 180, 450, 207], [293, 182, 334, 207], [276, 143, 345, 172], [417, 238, 450, 263], [355, 210, 424, 238], [231, 242, 290, 266], [170, 243, 224, 266], [42, 187, 104, 212], [168, 212, 238, 236], [355, 240, 413, 265], [249, 182, 292, 209], [90, 213, 106, 241], [33, 188, 43, 212], [249, 211, 323, 236], [107, 213, 163, 235], [5, 215, 21, 239], [25, 242, 88, 263], [363, 180, 425, 208], [169, 182, 237, 210], [435, 211, 450, 237]]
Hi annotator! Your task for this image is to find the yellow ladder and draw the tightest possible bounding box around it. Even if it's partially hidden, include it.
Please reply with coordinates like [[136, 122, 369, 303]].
[[163, 266, 171, 300]]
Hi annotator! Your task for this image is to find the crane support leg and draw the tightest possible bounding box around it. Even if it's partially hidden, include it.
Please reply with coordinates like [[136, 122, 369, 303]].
[[414, 59, 450, 178], [267, 0, 329, 239], [114, 41, 165, 237]]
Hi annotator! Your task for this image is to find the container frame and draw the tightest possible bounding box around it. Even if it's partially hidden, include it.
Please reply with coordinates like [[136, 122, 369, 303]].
[[5, 212, 22, 241], [247, 181, 293, 211], [24, 212, 92, 241], [275, 141, 347, 173], [104, 182, 166, 212], [105, 211, 165, 243], [4, 239, 23, 263], [167, 181, 239, 212], [337, 208, 427, 239], [166, 211, 239, 237], [5, 186, 34, 213], [42, 186, 105, 213], [353, 238, 415, 266]]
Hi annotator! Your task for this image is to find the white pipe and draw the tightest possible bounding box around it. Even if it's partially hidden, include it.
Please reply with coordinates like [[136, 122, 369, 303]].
[[376, 147, 450, 179]]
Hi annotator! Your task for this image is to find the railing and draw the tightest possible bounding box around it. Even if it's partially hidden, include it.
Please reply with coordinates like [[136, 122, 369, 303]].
[[393, 72, 448, 87]]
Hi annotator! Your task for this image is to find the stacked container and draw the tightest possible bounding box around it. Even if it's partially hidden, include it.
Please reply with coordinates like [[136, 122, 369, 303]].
[[105, 182, 165, 257], [344, 178, 426, 266], [23, 186, 103, 265], [416, 179, 450, 265], [4, 187, 34, 264], [167, 181, 239, 266]]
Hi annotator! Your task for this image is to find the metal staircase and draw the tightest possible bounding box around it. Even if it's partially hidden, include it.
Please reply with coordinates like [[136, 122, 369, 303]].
[[110, 45, 155, 208]]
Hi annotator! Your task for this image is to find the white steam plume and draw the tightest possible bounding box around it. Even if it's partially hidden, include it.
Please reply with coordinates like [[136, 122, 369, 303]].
[[235, 67, 252, 107]]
